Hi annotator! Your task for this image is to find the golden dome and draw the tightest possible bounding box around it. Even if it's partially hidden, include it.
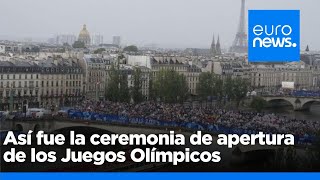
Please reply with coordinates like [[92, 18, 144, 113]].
[[79, 24, 89, 36], [78, 24, 91, 45]]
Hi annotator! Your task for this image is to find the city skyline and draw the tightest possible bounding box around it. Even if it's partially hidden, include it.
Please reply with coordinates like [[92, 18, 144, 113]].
[[0, 0, 319, 49]]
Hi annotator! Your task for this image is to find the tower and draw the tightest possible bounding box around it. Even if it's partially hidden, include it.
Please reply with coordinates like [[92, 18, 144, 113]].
[[216, 35, 222, 55], [78, 24, 91, 46], [230, 0, 248, 53], [211, 33, 217, 55]]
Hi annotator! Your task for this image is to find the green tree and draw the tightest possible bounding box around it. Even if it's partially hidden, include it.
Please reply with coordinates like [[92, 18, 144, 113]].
[[250, 96, 267, 112], [119, 73, 130, 103], [131, 68, 144, 103], [105, 65, 130, 102], [56, 47, 66, 53], [152, 69, 188, 103], [94, 48, 106, 54], [63, 43, 70, 47], [197, 72, 224, 101], [72, 41, 85, 48], [232, 77, 250, 107], [215, 78, 224, 102], [197, 72, 214, 100], [123, 45, 138, 52], [148, 78, 156, 101], [106, 65, 120, 101], [223, 76, 234, 101]]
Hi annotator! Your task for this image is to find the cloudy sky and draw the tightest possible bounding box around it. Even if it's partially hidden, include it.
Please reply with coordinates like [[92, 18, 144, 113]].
[[0, 0, 319, 49]]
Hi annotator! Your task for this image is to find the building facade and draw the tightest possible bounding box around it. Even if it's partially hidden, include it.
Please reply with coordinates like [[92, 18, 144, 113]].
[[0, 59, 83, 111], [250, 65, 320, 93], [80, 55, 113, 100]]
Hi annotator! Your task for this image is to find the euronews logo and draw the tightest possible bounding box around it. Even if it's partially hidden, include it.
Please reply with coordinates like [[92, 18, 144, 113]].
[[248, 10, 300, 63], [253, 25, 297, 48]]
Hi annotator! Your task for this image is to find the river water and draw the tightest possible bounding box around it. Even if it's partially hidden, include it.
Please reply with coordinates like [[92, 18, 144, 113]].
[[265, 103, 320, 121]]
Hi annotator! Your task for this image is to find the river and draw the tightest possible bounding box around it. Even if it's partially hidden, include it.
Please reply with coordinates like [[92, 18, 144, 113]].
[[265, 103, 320, 121]]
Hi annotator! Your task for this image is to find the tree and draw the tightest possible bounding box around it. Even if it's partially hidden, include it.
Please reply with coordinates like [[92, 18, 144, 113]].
[[123, 45, 138, 52], [72, 41, 85, 48], [197, 72, 223, 101], [152, 69, 188, 103], [118, 73, 130, 103], [56, 47, 66, 53], [148, 78, 156, 101], [197, 72, 214, 100], [222, 76, 250, 107], [105, 65, 130, 102], [63, 43, 70, 47], [232, 77, 250, 107], [223, 76, 234, 101], [106, 65, 119, 101], [250, 96, 267, 112], [131, 68, 144, 103], [94, 48, 106, 54], [215, 78, 224, 102]]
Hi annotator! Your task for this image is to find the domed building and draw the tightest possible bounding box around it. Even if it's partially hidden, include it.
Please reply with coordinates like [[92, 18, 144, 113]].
[[78, 24, 91, 46]]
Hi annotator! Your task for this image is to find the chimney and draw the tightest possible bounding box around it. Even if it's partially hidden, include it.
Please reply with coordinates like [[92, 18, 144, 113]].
[[53, 59, 58, 66]]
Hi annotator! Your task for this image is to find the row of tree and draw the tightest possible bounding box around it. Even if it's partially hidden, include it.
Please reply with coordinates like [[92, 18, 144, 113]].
[[105, 63, 146, 103], [149, 69, 189, 103], [197, 72, 250, 106], [105, 69, 251, 106]]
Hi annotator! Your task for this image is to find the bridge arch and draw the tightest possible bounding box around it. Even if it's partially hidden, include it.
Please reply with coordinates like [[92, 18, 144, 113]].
[[263, 96, 320, 111], [266, 98, 294, 110], [52, 126, 114, 135], [15, 124, 23, 132], [301, 100, 320, 111], [34, 124, 41, 133]]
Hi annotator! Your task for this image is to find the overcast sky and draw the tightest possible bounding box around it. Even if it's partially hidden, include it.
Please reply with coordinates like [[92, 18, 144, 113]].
[[0, 0, 319, 50]]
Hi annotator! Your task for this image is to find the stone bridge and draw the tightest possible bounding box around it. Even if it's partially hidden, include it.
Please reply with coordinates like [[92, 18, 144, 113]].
[[262, 96, 320, 111], [2, 118, 173, 135]]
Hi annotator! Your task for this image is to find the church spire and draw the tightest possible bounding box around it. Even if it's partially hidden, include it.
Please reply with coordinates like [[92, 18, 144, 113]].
[[306, 45, 309, 52], [216, 35, 221, 55], [211, 33, 217, 55]]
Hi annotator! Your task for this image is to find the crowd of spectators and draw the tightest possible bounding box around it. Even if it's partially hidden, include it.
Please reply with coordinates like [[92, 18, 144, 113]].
[[74, 100, 320, 137]]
